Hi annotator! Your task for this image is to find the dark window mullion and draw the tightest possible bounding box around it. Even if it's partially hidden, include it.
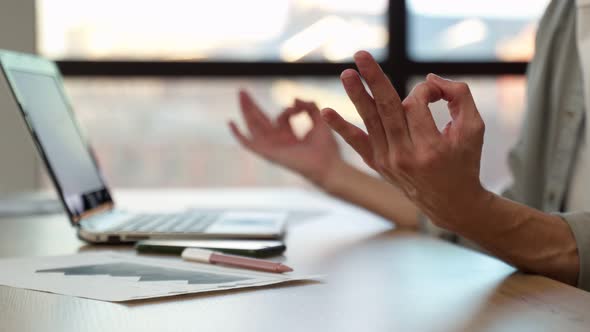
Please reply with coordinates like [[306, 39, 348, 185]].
[[387, 0, 409, 97], [407, 61, 528, 76], [56, 60, 527, 78], [56, 61, 357, 77]]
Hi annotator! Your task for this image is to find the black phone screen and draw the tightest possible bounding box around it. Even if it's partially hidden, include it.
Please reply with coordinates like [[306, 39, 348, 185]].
[[135, 239, 286, 257]]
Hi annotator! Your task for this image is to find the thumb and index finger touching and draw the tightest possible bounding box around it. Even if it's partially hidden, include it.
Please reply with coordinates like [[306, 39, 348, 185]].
[[426, 74, 479, 122]]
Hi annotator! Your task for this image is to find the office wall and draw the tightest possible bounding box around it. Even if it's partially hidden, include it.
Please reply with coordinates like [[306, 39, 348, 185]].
[[0, 0, 39, 193]]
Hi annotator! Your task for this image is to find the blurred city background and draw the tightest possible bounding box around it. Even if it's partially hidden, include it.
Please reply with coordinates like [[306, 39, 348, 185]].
[[36, 0, 549, 191]]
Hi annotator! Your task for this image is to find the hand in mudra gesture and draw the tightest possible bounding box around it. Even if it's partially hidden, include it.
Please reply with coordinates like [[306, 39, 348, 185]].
[[322, 51, 487, 230], [229, 91, 342, 186]]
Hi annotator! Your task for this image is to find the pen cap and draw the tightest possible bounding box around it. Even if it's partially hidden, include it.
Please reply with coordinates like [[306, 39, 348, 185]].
[[181, 248, 212, 263]]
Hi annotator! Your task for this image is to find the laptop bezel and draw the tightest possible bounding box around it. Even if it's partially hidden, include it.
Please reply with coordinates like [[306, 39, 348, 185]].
[[0, 50, 115, 226]]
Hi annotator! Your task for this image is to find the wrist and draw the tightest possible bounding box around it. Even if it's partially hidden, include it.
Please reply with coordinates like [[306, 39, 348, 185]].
[[312, 158, 352, 193], [457, 187, 496, 234], [428, 184, 495, 235]]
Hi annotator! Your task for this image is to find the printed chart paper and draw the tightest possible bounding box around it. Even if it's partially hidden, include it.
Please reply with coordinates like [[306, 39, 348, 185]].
[[0, 252, 316, 302]]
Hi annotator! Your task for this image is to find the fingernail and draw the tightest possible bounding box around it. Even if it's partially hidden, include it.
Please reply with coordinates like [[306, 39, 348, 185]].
[[353, 50, 370, 61], [340, 69, 356, 83], [353, 51, 371, 67], [427, 73, 446, 82]]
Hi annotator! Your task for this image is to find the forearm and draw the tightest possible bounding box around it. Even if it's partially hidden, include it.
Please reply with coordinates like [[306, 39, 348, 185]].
[[445, 191, 579, 285], [318, 160, 419, 228]]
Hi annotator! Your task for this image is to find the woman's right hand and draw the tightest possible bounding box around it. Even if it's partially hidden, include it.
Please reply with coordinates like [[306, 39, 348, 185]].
[[229, 90, 345, 187]]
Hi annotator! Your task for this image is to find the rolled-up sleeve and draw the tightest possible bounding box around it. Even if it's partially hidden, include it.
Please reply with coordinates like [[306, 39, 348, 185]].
[[557, 212, 590, 291]]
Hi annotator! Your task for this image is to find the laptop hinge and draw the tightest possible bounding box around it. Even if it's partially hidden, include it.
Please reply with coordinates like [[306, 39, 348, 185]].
[[73, 202, 115, 224]]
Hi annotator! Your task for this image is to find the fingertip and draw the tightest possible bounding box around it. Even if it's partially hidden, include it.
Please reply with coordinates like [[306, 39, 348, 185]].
[[238, 91, 250, 107], [426, 74, 451, 98], [320, 107, 333, 118], [240, 90, 258, 106], [443, 121, 453, 135], [228, 120, 239, 132], [294, 99, 320, 115], [340, 69, 358, 82], [321, 108, 342, 124], [427, 73, 450, 83], [294, 98, 308, 110], [228, 122, 250, 146], [353, 50, 372, 62]]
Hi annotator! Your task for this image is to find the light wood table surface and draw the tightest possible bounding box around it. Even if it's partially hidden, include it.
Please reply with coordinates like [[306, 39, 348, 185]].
[[1, 188, 589, 332]]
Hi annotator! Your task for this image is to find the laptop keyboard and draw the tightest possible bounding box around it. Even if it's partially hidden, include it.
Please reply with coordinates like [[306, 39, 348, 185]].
[[110, 212, 219, 233]]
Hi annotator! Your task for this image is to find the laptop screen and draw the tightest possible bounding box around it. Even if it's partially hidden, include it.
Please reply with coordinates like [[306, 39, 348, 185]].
[[8, 69, 112, 221]]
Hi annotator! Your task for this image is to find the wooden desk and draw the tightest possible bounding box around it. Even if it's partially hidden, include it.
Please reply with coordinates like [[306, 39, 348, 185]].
[[1, 188, 589, 332]]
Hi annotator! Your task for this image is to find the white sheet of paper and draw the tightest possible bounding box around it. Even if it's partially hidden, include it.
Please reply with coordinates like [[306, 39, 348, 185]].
[[0, 252, 317, 302]]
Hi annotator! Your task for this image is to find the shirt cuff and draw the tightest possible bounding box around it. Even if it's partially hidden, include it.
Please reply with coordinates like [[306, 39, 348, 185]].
[[556, 211, 590, 291]]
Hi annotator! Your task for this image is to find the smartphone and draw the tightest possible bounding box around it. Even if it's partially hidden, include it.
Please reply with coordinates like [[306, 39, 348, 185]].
[[135, 239, 286, 257]]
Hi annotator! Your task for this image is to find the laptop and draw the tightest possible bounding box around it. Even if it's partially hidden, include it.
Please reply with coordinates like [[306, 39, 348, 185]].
[[0, 50, 286, 243]]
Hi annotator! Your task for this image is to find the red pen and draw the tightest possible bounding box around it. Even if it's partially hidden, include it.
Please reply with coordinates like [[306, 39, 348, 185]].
[[181, 248, 293, 273]]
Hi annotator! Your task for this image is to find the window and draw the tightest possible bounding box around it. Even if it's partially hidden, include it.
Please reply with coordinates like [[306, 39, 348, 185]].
[[36, 1, 546, 188], [37, 0, 388, 62], [407, 0, 550, 61]]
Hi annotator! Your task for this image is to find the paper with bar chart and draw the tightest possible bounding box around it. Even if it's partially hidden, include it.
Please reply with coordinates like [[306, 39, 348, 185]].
[[0, 252, 316, 302]]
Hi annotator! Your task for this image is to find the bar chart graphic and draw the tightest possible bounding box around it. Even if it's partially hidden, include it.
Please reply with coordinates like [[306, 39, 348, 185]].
[[37, 262, 250, 284]]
